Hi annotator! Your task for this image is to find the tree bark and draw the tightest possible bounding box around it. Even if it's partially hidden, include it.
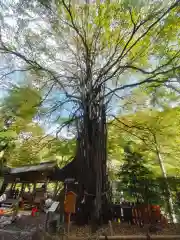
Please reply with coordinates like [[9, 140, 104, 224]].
[[153, 134, 176, 223], [76, 96, 108, 228]]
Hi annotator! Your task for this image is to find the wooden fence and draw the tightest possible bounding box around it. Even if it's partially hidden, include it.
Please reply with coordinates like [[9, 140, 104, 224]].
[[112, 204, 167, 225]]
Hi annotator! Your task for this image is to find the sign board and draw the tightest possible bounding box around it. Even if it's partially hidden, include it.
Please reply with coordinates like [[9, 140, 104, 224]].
[[64, 191, 77, 213], [64, 178, 75, 183], [48, 201, 59, 213]]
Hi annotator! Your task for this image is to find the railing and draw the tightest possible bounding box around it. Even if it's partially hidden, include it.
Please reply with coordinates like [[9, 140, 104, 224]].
[[111, 203, 167, 225]]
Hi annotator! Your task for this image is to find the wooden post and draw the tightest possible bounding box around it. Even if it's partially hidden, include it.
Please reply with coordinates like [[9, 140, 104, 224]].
[[14, 182, 17, 190], [33, 183, 36, 192], [108, 220, 113, 236], [12, 200, 19, 221], [20, 183, 25, 195], [45, 211, 50, 231], [10, 183, 14, 192], [64, 191, 77, 238], [67, 212, 71, 238], [45, 178, 49, 192], [54, 182, 58, 198]]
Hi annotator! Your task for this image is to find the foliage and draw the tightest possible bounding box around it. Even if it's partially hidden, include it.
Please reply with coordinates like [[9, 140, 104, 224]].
[[109, 107, 180, 176], [118, 142, 163, 204], [0, 84, 77, 168], [1, 86, 41, 121], [0, 85, 43, 166], [43, 137, 76, 166]]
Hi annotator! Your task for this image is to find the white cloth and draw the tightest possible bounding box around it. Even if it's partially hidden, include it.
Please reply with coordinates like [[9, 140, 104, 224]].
[[45, 198, 53, 208], [0, 194, 6, 203]]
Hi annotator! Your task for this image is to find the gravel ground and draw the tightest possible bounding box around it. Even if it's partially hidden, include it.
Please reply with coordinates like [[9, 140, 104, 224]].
[[0, 231, 32, 240], [1, 214, 180, 240], [70, 223, 180, 237], [0, 213, 46, 240]]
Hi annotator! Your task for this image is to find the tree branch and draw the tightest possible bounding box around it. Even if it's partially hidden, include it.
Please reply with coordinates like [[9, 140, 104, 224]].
[[97, 0, 180, 82], [61, 0, 89, 57], [0, 46, 81, 101], [104, 64, 180, 99]]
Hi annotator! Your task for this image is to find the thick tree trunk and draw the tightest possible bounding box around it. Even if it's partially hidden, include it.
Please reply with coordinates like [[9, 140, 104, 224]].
[[153, 134, 176, 223], [76, 98, 108, 228]]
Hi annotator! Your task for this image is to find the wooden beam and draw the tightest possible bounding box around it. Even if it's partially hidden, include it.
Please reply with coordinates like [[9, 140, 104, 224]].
[[67, 236, 180, 240]]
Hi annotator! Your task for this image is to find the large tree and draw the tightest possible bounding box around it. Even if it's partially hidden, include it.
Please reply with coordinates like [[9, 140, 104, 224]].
[[0, 0, 180, 225]]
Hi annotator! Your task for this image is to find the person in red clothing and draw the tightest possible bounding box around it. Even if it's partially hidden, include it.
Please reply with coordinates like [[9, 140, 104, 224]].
[[31, 207, 38, 216]]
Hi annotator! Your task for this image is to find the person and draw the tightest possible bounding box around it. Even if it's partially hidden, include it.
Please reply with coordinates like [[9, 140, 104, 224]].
[[45, 194, 53, 209]]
